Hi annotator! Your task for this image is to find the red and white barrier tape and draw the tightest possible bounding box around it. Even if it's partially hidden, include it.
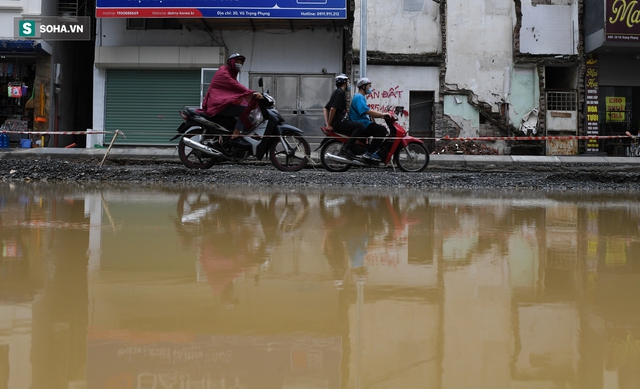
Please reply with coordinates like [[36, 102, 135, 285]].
[[434, 135, 630, 141], [0, 130, 633, 142], [0, 130, 110, 135]]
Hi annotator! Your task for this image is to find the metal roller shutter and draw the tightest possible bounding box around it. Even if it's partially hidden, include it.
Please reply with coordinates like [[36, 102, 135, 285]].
[[105, 69, 200, 145], [599, 55, 640, 87]]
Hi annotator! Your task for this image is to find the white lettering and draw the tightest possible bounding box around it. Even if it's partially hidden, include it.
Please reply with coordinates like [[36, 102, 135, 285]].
[[39, 24, 83, 34]]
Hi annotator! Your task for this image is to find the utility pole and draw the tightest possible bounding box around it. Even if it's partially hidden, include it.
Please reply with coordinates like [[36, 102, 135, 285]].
[[359, 0, 367, 80]]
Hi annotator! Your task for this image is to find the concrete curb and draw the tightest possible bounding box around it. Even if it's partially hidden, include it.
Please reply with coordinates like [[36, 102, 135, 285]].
[[2, 147, 640, 170]]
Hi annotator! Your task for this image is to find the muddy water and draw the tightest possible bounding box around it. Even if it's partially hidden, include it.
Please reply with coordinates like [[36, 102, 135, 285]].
[[1, 183, 639, 389]]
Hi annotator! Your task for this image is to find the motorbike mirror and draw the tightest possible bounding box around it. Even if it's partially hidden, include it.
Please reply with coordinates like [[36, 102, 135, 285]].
[[258, 78, 263, 88]]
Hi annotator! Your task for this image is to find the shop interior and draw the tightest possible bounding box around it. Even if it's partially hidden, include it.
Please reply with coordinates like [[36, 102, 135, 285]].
[[0, 55, 36, 147], [600, 86, 640, 156]]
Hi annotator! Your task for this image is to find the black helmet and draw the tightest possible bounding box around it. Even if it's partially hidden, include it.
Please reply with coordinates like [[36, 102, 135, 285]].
[[227, 53, 246, 64], [335, 74, 349, 86]]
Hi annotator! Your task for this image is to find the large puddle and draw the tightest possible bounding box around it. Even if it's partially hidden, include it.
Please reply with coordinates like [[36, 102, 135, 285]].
[[1, 183, 639, 388]]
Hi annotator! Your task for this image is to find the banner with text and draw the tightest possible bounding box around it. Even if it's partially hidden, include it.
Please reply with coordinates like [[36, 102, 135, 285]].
[[606, 0, 640, 41], [96, 0, 346, 19]]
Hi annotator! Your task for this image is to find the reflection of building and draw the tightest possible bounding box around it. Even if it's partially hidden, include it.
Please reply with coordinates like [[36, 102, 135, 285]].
[[1, 187, 640, 387]]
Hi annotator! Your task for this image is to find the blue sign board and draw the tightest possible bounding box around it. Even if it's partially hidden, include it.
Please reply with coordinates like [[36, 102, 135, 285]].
[[96, 0, 346, 19]]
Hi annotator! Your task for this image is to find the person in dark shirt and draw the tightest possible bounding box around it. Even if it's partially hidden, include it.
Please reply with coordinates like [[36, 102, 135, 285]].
[[323, 74, 364, 158]]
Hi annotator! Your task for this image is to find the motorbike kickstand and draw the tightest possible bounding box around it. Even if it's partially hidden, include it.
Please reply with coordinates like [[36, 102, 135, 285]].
[[298, 143, 317, 168]]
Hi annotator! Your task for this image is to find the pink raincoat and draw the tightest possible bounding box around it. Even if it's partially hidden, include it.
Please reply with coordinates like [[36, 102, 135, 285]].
[[200, 64, 255, 117]]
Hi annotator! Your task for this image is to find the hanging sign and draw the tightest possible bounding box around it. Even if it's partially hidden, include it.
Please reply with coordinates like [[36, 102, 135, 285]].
[[606, 96, 626, 122], [9, 85, 22, 98], [606, 0, 640, 41], [96, 0, 347, 19], [585, 54, 600, 152]]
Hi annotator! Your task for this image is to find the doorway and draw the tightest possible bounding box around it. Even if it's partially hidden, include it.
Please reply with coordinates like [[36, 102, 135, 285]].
[[409, 91, 434, 152]]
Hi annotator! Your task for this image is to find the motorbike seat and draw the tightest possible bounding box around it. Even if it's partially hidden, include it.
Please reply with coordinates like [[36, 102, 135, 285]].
[[189, 108, 215, 120]]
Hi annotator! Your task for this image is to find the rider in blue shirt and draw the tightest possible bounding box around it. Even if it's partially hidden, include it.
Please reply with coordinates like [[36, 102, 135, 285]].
[[348, 78, 389, 162]]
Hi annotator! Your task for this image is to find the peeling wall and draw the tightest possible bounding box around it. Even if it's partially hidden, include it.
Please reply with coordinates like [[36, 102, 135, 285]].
[[509, 66, 540, 129], [443, 95, 480, 136], [445, 0, 515, 110], [519, 0, 579, 55], [352, 0, 441, 54]]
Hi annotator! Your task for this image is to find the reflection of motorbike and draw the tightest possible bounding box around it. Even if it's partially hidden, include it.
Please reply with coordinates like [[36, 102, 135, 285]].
[[175, 190, 310, 298], [319, 193, 429, 285], [319, 114, 430, 172], [171, 79, 310, 172]]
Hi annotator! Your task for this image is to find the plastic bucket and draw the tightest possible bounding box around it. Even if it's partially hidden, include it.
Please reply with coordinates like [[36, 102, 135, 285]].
[[20, 139, 31, 148]]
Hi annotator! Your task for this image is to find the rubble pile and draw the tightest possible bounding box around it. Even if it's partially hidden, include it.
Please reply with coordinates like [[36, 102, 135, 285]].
[[434, 141, 499, 155]]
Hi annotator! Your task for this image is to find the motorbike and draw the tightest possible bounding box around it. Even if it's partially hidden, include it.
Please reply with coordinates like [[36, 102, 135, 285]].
[[171, 79, 311, 172], [318, 114, 430, 172]]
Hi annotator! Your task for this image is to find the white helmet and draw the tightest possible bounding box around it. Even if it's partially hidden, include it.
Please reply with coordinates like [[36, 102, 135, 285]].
[[335, 74, 349, 86], [356, 77, 371, 89]]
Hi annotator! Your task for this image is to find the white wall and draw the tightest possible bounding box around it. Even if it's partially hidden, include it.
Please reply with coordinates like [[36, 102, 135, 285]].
[[0, 0, 42, 39], [98, 19, 343, 75], [360, 65, 439, 130], [353, 0, 441, 54], [93, 19, 344, 140], [446, 0, 515, 111], [520, 0, 579, 55]]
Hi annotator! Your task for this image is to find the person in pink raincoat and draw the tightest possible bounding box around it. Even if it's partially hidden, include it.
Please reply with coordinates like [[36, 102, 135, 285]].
[[201, 53, 262, 144]]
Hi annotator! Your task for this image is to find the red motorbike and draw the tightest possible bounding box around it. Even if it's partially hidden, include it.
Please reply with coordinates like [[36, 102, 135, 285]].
[[318, 114, 430, 172]]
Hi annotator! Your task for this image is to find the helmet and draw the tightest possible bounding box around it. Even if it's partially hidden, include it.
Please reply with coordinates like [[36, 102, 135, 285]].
[[335, 74, 349, 86], [356, 77, 371, 88], [227, 53, 246, 64]]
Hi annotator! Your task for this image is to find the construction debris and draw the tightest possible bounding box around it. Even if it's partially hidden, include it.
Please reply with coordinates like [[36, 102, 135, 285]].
[[433, 140, 500, 155]]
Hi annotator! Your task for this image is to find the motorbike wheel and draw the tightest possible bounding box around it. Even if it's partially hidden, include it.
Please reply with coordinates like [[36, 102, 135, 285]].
[[394, 142, 430, 172], [178, 128, 219, 169], [319, 139, 351, 172], [269, 134, 310, 172]]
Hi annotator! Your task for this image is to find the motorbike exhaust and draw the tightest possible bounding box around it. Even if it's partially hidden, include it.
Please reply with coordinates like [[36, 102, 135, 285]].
[[325, 152, 368, 166], [182, 136, 225, 158]]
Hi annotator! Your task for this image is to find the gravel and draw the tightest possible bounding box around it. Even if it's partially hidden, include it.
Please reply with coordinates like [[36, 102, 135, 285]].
[[1, 157, 640, 193]]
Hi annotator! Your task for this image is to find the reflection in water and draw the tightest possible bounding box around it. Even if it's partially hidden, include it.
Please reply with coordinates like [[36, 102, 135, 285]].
[[0, 183, 639, 388]]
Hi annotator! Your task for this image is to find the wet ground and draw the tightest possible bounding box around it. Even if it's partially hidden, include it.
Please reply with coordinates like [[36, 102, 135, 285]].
[[1, 157, 640, 192], [1, 183, 639, 388]]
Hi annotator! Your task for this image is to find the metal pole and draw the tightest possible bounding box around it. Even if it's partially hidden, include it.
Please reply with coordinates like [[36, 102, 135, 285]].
[[359, 0, 367, 79]]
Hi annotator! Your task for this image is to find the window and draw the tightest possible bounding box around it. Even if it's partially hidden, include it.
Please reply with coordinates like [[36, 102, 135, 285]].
[[547, 91, 576, 111], [200, 68, 218, 107]]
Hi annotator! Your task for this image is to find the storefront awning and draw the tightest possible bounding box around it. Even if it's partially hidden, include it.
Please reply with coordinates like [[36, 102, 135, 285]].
[[0, 40, 44, 54]]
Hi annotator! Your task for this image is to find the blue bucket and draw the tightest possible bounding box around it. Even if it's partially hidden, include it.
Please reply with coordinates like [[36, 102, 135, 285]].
[[20, 139, 31, 148]]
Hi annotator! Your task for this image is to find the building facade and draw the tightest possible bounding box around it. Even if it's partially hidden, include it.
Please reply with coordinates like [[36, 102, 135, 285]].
[[584, 0, 640, 156], [91, 1, 351, 147], [0, 0, 94, 148], [352, 0, 583, 155]]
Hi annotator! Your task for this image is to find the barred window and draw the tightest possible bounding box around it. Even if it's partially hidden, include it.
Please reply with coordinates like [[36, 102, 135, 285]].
[[547, 91, 577, 111]]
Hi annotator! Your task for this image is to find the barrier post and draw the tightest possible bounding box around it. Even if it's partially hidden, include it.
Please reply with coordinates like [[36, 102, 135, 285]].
[[100, 129, 124, 167]]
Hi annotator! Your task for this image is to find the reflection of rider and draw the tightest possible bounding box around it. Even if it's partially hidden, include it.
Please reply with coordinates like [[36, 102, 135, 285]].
[[323, 74, 364, 148], [347, 200, 371, 281], [321, 197, 370, 286], [349, 78, 390, 162], [200, 53, 263, 145]]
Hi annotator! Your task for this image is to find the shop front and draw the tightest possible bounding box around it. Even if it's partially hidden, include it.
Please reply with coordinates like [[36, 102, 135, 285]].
[[0, 40, 45, 148], [584, 0, 640, 156], [93, 0, 348, 147]]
